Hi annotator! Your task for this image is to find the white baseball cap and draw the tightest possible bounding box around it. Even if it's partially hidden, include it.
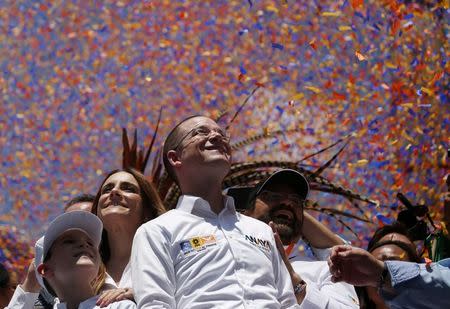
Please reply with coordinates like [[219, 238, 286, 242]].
[[34, 211, 103, 289]]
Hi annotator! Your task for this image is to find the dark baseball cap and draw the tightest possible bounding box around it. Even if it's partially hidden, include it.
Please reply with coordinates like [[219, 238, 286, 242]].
[[254, 169, 310, 200]]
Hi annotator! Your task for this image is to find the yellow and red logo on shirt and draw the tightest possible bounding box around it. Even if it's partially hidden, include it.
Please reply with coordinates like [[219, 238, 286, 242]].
[[180, 235, 217, 255]]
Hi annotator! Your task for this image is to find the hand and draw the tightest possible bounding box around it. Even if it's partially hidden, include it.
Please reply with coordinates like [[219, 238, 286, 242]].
[[269, 222, 296, 274], [328, 245, 385, 287], [96, 287, 134, 307], [270, 222, 305, 301], [21, 259, 41, 293]]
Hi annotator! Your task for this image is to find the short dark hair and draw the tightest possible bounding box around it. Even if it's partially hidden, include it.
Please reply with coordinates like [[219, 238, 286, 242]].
[[162, 115, 202, 185], [368, 239, 421, 263], [367, 222, 414, 252], [64, 193, 95, 211], [91, 168, 166, 263], [0, 263, 10, 288]]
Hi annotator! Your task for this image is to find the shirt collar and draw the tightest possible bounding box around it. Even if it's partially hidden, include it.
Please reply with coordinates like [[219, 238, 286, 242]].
[[176, 194, 237, 216]]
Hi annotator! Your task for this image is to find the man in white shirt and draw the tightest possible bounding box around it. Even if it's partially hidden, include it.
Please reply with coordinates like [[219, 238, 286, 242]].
[[131, 115, 298, 308], [244, 169, 359, 308]]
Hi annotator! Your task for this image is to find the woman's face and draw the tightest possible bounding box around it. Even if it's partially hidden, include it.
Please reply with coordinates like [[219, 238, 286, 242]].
[[97, 171, 144, 229]]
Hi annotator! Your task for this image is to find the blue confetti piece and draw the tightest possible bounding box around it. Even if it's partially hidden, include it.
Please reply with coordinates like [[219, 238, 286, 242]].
[[275, 105, 284, 114], [239, 65, 247, 75], [355, 12, 365, 20], [272, 42, 284, 50]]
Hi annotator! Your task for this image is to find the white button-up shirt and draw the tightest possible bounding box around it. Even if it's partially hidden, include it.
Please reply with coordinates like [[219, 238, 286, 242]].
[[131, 195, 298, 308], [290, 260, 359, 308], [287, 234, 359, 308]]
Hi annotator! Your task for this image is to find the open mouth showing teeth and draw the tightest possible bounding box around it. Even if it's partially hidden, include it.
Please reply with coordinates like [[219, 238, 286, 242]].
[[107, 202, 127, 208], [74, 251, 93, 259], [273, 209, 294, 221]]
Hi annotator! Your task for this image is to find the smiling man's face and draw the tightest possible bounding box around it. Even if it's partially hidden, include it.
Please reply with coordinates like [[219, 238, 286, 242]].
[[253, 183, 304, 245], [175, 116, 232, 177]]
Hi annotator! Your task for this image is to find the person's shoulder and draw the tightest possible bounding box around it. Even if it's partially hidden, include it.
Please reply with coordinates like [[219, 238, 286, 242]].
[[106, 299, 136, 308], [135, 209, 184, 239], [139, 209, 179, 228]]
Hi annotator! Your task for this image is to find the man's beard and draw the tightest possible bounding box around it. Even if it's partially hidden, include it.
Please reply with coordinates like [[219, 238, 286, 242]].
[[272, 218, 296, 245], [258, 206, 300, 245]]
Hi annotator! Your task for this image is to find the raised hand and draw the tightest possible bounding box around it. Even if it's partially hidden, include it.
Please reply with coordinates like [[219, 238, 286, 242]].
[[327, 245, 384, 287]]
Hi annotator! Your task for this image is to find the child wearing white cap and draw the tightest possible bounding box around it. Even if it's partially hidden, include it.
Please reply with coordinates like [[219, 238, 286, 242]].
[[7, 211, 136, 309]]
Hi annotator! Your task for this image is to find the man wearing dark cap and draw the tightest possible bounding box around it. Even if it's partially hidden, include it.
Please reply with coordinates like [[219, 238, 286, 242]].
[[245, 169, 359, 308]]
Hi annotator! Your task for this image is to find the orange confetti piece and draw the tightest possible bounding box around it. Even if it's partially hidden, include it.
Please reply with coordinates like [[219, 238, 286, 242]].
[[351, 0, 363, 9], [421, 87, 434, 96], [332, 92, 347, 101], [355, 51, 367, 61]]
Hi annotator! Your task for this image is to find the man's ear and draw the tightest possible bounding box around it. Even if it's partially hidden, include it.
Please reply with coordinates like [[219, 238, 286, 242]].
[[167, 150, 182, 168]]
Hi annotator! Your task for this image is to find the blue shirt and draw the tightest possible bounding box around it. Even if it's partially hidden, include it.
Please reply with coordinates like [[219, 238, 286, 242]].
[[381, 258, 450, 309]]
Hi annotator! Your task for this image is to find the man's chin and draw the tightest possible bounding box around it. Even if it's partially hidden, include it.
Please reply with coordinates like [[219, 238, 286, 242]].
[[274, 223, 295, 245]]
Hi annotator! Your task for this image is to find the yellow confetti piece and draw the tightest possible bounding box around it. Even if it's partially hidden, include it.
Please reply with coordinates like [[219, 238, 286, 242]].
[[145, 76, 152, 82], [401, 103, 413, 108], [356, 159, 368, 166], [421, 87, 434, 96], [266, 5, 279, 13], [391, 139, 398, 145], [355, 51, 367, 61], [322, 11, 341, 17], [291, 93, 304, 100], [416, 127, 424, 134], [405, 143, 412, 150], [305, 86, 321, 93], [385, 62, 398, 69], [338, 26, 352, 31]]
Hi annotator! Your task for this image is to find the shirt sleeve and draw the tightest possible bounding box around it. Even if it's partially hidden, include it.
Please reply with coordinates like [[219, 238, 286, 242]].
[[309, 236, 349, 261], [381, 258, 450, 309], [270, 233, 300, 308], [6, 285, 40, 309], [131, 224, 176, 308], [299, 270, 359, 309]]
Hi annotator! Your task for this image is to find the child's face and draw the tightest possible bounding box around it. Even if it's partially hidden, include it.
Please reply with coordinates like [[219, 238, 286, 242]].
[[45, 229, 100, 283]]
